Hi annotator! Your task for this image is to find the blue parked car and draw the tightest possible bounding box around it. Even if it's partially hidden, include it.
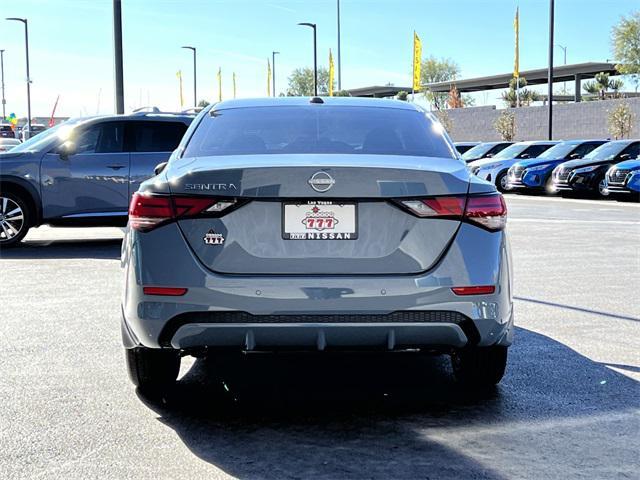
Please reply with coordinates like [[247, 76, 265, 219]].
[[0, 112, 193, 247], [604, 157, 640, 199], [468, 140, 558, 192], [507, 139, 607, 192]]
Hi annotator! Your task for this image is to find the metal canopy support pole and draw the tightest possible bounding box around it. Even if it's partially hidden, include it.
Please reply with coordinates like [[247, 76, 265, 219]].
[[574, 74, 582, 102]]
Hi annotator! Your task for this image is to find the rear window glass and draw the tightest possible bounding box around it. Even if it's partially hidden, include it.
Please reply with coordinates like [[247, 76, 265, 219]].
[[183, 106, 456, 158], [132, 121, 188, 152]]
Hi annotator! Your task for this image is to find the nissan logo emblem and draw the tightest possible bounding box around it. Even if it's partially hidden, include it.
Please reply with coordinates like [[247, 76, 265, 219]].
[[308, 171, 335, 193]]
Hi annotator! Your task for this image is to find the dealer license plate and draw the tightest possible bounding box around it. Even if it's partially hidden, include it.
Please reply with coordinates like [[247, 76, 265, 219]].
[[283, 201, 358, 240]]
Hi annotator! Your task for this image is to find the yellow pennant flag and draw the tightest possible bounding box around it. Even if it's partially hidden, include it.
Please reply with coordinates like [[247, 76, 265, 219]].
[[233, 72, 237, 99], [514, 7, 520, 78], [412, 31, 422, 92], [176, 70, 184, 108], [267, 59, 272, 97], [217, 67, 222, 102], [329, 49, 335, 96]]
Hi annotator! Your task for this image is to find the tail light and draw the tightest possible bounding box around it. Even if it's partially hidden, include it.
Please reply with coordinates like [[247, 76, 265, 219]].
[[400, 194, 507, 231], [143, 286, 188, 296], [464, 194, 507, 231], [129, 193, 236, 232]]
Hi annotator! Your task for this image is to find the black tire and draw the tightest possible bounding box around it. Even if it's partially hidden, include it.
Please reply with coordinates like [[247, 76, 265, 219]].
[[0, 190, 31, 248], [125, 347, 180, 391], [451, 346, 508, 387], [495, 171, 510, 193]]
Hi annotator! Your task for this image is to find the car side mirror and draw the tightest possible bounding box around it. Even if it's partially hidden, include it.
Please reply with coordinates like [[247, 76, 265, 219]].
[[154, 161, 168, 175], [58, 141, 76, 160]]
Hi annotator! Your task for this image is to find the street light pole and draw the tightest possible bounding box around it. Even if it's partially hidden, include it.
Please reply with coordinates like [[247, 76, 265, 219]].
[[181, 46, 197, 107], [272, 51, 279, 97], [554, 44, 567, 95], [113, 0, 124, 114], [298, 22, 317, 96], [6, 18, 31, 138], [0, 49, 6, 119], [337, 0, 341, 91], [547, 0, 555, 140]]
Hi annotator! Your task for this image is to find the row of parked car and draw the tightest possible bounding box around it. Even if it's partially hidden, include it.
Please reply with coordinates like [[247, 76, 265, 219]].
[[0, 122, 48, 142], [454, 139, 640, 199]]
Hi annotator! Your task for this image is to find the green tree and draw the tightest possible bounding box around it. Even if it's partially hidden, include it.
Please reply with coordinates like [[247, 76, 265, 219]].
[[396, 91, 409, 101], [197, 100, 210, 108], [286, 67, 334, 96], [420, 56, 460, 109], [501, 77, 540, 107], [333, 90, 352, 97], [611, 11, 640, 91], [583, 72, 624, 100]]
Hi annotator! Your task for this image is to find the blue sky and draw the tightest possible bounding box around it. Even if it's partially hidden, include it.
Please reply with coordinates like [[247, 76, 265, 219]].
[[0, 0, 637, 117]]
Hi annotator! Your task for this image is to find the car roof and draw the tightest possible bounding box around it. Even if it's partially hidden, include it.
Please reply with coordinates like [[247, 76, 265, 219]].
[[212, 96, 420, 111], [514, 140, 559, 145]]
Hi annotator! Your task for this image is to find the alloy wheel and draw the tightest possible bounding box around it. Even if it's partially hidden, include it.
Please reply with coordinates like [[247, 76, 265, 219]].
[[0, 196, 25, 243], [598, 179, 609, 197]]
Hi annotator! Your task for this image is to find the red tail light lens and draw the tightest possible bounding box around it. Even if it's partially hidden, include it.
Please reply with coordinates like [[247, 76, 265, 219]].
[[401, 197, 465, 217], [143, 286, 188, 296], [129, 194, 175, 231], [399, 194, 506, 230], [129, 193, 232, 231], [464, 194, 507, 231], [451, 285, 496, 296]]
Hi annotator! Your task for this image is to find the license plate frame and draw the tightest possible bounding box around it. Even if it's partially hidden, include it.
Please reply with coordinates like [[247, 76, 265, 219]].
[[282, 201, 358, 240]]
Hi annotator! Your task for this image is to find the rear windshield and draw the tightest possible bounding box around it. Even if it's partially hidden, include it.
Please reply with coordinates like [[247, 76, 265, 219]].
[[182, 106, 457, 158]]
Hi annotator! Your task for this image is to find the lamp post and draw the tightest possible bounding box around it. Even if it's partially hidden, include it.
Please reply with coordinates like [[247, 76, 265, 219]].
[[6, 18, 31, 138], [298, 22, 317, 96], [112, 0, 124, 114], [337, 0, 341, 91], [547, 0, 555, 140], [554, 44, 567, 96], [0, 49, 6, 119], [272, 51, 279, 97], [181, 46, 197, 107]]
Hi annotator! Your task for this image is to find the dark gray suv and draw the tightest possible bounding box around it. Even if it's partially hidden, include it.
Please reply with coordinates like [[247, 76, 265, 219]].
[[0, 112, 192, 247]]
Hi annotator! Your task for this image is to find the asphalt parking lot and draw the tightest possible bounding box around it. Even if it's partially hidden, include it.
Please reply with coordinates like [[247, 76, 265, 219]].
[[1, 195, 639, 480]]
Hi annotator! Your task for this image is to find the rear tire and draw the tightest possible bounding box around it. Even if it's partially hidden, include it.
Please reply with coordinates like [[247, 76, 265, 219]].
[[0, 191, 31, 248], [451, 346, 508, 387], [125, 347, 180, 392]]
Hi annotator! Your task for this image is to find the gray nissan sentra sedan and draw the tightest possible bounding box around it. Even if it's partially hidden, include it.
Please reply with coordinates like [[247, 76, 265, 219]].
[[121, 97, 513, 392]]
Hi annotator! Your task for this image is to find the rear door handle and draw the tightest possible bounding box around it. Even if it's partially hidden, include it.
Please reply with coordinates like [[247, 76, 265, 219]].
[[107, 165, 125, 170]]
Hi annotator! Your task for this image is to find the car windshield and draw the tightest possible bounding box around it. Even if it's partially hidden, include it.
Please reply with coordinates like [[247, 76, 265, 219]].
[[491, 143, 529, 160], [582, 142, 628, 161], [461, 143, 497, 160], [9, 120, 84, 153], [535, 142, 579, 160], [183, 106, 457, 158]]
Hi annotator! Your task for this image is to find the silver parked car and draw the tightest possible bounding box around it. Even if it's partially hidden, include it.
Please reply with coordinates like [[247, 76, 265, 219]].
[[121, 97, 513, 392]]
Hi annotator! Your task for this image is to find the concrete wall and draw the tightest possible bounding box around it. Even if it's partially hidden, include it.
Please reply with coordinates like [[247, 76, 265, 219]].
[[446, 97, 640, 142]]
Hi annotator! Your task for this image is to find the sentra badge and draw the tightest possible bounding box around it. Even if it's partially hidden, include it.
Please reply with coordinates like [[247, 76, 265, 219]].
[[203, 229, 225, 245]]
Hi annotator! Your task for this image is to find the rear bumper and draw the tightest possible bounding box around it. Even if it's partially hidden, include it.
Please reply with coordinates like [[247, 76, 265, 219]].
[[121, 221, 514, 351]]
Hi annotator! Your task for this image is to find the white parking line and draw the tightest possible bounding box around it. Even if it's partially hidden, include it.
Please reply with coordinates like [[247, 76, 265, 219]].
[[510, 218, 640, 225], [505, 195, 640, 208]]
